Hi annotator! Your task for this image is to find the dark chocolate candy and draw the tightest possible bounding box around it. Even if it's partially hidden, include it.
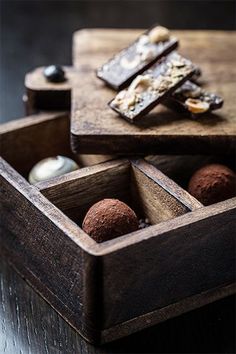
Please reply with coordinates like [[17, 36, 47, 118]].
[[44, 65, 66, 83], [97, 25, 178, 90], [165, 81, 224, 117], [109, 52, 197, 123]]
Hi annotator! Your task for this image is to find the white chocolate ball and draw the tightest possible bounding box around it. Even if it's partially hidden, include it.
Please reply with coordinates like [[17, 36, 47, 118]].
[[28, 155, 79, 184]]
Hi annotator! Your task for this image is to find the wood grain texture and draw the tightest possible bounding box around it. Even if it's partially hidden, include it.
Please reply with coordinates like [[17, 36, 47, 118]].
[[1, 149, 236, 343], [0, 158, 102, 343], [71, 29, 236, 155], [0, 112, 73, 177], [38, 159, 198, 226], [1, 255, 235, 354], [99, 197, 236, 334], [0, 112, 112, 178], [145, 154, 236, 189], [25, 66, 74, 114], [2, 155, 235, 343], [1, 110, 236, 343]]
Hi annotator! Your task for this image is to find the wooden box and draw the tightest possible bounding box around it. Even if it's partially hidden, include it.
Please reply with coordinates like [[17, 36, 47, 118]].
[[1, 111, 235, 344]]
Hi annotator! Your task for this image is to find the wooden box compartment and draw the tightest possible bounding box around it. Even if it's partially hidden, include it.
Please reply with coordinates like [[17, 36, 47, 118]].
[[37, 157, 200, 230], [1, 112, 236, 344], [146, 154, 236, 191], [0, 111, 111, 179]]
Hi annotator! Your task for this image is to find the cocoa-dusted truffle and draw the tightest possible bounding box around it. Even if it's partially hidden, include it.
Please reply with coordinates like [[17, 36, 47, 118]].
[[82, 199, 139, 242], [188, 164, 236, 206]]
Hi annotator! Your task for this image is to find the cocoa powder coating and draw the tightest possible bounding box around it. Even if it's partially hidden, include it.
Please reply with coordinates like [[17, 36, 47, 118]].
[[188, 164, 236, 206], [82, 198, 139, 242]]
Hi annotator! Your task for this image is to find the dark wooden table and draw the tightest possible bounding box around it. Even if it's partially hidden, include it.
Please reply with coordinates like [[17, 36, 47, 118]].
[[0, 251, 235, 353]]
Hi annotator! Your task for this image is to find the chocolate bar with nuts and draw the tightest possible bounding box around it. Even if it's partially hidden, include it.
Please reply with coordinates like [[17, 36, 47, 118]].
[[109, 52, 197, 122], [165, 81, 224, 117], [97, 25, 178, 90]]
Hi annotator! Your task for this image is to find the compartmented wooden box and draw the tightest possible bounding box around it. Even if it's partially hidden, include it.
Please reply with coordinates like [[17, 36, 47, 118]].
[[1, 111, 235, 344]]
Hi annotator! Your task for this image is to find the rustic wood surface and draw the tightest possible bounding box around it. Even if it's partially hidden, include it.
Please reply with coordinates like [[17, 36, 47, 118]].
[[1, 110, 236, 344], [0, 112, 112, 178], [1, 110, 236, 348], [37, 158, 200, 225], [25, 66, 74, 114], [2, 145, 235, 343], [71, 29, 236, 155]]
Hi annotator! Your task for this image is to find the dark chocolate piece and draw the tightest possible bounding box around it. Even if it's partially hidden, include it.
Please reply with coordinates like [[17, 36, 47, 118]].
[[165, 81, 224, 117], [109, 52, 197, 123], [44, 65, 66, 83], [97, 25, 178, 90]]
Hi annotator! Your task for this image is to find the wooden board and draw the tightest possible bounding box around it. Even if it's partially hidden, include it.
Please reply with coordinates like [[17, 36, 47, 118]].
[[71, 29, 236, 155]]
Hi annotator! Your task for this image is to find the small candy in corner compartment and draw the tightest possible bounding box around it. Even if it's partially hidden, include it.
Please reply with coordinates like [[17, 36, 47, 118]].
[[28, 156, 79, 184], [188, 164, 236, 205]]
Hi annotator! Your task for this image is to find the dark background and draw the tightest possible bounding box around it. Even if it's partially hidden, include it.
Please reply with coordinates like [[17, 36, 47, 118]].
[[0, 2, 236, 353], [0, 0, 236, 123]]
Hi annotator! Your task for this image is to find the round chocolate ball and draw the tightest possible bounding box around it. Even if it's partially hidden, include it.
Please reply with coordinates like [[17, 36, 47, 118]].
[[82, 199, 139, 242], [44, 65, 66, 83], [188, 164, 236, 205]]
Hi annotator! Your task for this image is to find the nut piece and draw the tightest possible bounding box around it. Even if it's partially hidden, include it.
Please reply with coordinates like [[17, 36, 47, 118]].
[[138, 35, 149, 46], [153, 75, 172, 92], [185, 98, 210, 114], [139, 46, 156, 62], [112, 89, 136, 110], [82, 199, 139, 242], [120, 55, 141, 69], [148, 26, 170, 43], [128, 74, 152, 93]]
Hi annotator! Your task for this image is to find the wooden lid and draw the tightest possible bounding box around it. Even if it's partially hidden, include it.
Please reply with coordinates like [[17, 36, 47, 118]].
[[71, 29, 236, 155]]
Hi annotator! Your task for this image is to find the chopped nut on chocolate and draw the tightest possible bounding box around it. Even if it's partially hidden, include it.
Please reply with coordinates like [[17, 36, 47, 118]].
[[129, 74, 152, 93], [97, 25, 178, 90], [153, 75, 173, 91], [120, 55, 141, 69], [185, 98, 210, 114], [139, 46, 157, 62], [137, 35, 150, 46], [171, 59, 186, 68], [109, 52, 196, 122], [112, 89, 137, 110], [164, 81, 224, 117], [148, 26, 170, 44]]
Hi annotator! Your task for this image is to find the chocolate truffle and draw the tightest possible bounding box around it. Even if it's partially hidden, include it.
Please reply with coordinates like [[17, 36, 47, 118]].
[[188, 164, 236, 205], [82, 199, 139, 242], [28, 155, 79, 184]]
